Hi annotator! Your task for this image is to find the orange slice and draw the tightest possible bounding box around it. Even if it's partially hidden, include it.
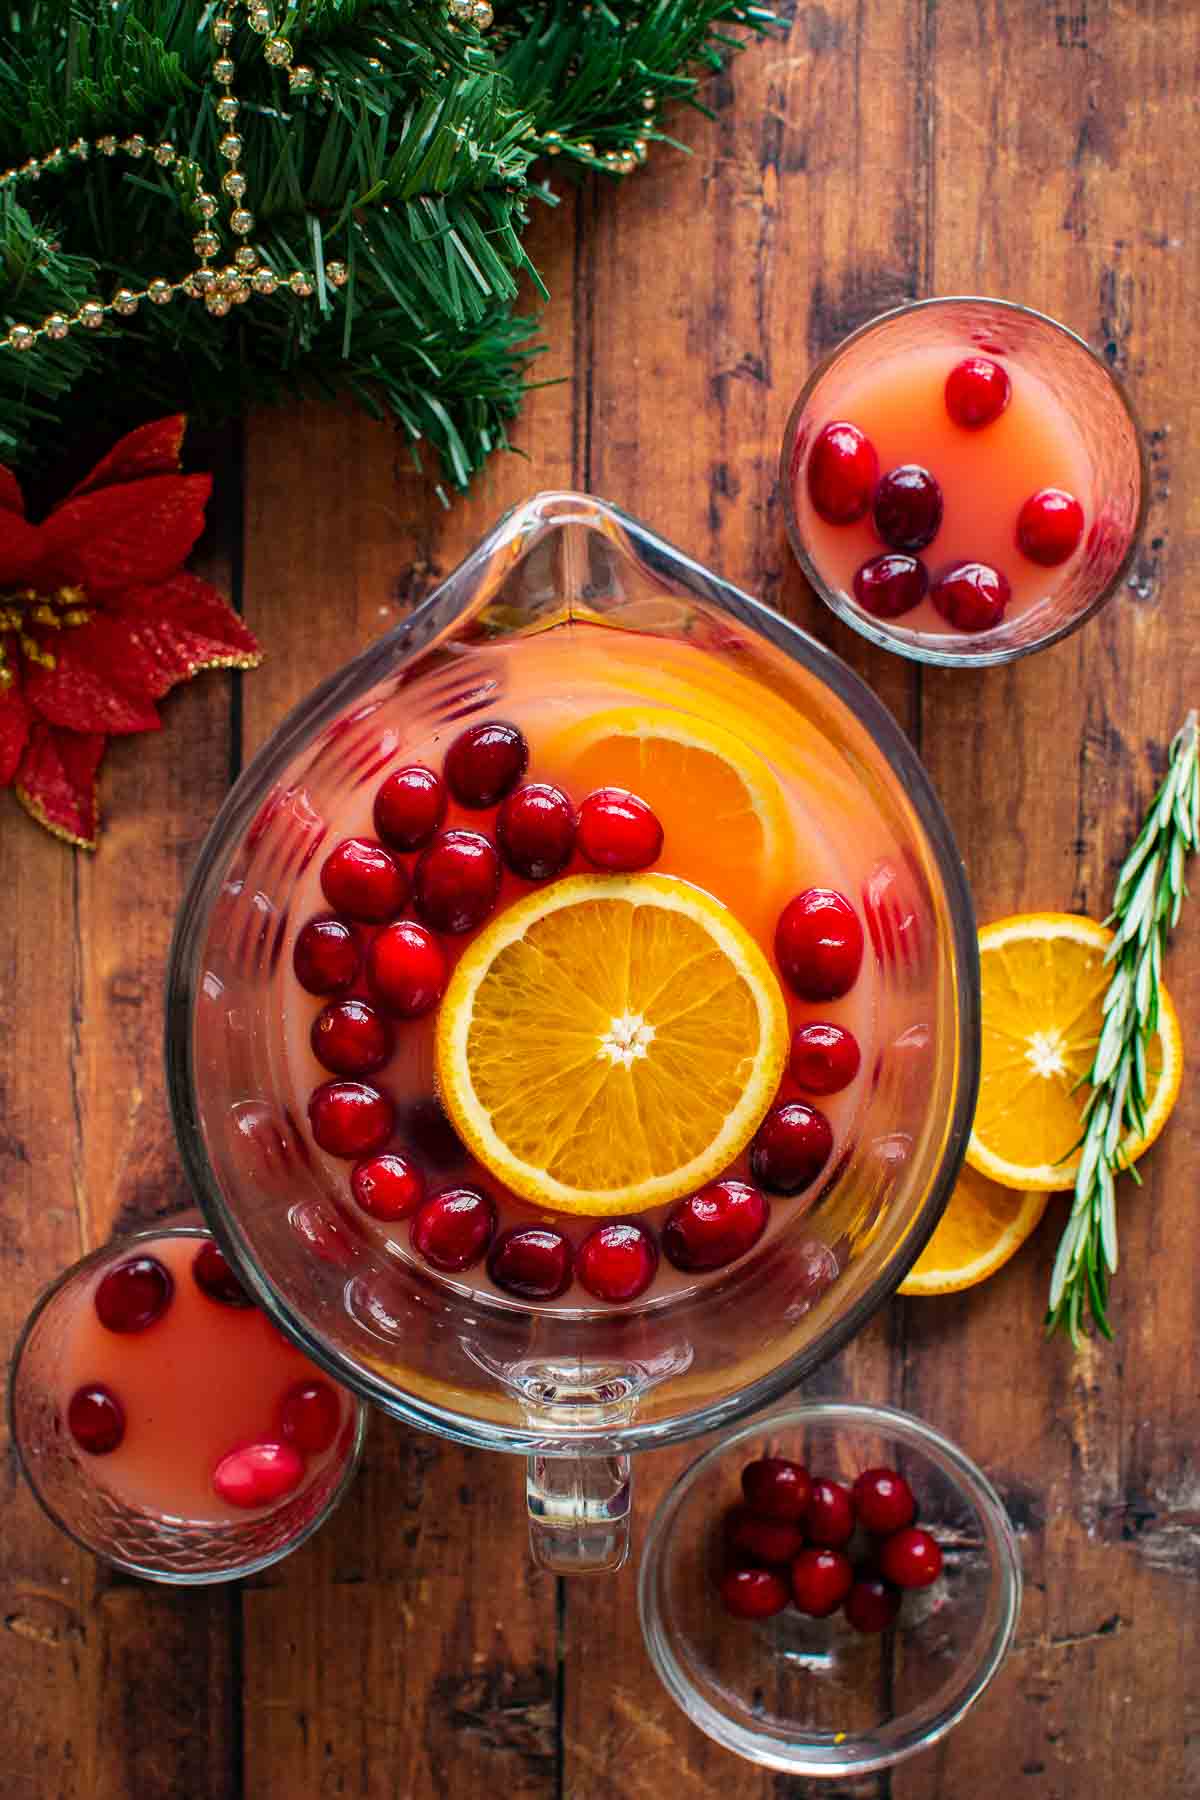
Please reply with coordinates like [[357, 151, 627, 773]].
[[899, 1165, 1049, 1295], [434, 873, 789, 1216]]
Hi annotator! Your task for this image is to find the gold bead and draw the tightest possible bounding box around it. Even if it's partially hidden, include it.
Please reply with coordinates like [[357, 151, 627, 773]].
[[124, 135, 146, 158], [77, 300, 106, 330], [43, 312, 69, 340], [222, 170, 247, 197], [22, 159, 41, 179], [97, 136, 117, 156], [471, 0, 494, 25], [263, 36, 292, 66], [213, 57, 236, 85], [7, 324, 36, 351], [230, 208, 254, 236], [69, 139, 89, 159], [194, 230, 221, 258], [248, 4, 272, 30], [212, 17, 234, 44], [231, 281, 251, 306], [112, 287, 140, 316], [148, 278, 173, 306], [218, 264, 244, 293], [288, 271, 314, 296], [154, 141, 176, 166], [324, 259, 348, 287], [180, 274, 200, 299], [251, 266, 278, 294], [219, 134, 243, 163], [448, 0, 472, 18], [577, 141, 595, 157], [288, 64, 315, 92], [633, 138, 648, 161], [205, 292, 232, 318], [196, 193, 218, 219], [234, 245, 259, 270], [215, 95, 239, 122], [192, 268, 217, 293]]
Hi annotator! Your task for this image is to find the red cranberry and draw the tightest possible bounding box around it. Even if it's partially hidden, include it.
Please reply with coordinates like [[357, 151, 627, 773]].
[[931, 561, 1011, 633], [497, 783, 577, 880], [67, 1384, 125, 1455], [944, 356, 1011, 430], [445, 720, 528, 808], [844, 1575, 902, 1634], [310, 998, 393, 1078], [373, 764, 447, 850], [279, 1379, 342, 1454], [94, 1255, 174, 1334], [192, 1239, 253, 1308], [577, 788, 663, 871], [293, 915, 359, 995], [365, 919, 448, 1017], [852, 1467, 917, 1536], [880, 1526, 943, 1589], [790, 1547, 854, 1617], [308, 1080, 394, 1159], [873, 465, 944, 553], [576, 1221, 658, 1302], [741, 1456, 813, 1522], [804, 1478, 855, 1548], [662, 1179, 768, 1272], [212, 1441, 306, 1510], [410, 1186, 495, 1272], [789, 1023, 861, 1096], [806, 422, 879, 525], [320, 837, 408, 923], [853, 553, 928, 619], [414, 830, 501, 933], [725, 1507, 805, 1566], [351, 1151, 425, 1221], [1017, 487, 1085, 566], [720, 1566, 790, 1620], [487, 1226, 573, 1300], [750, 1101, 834, 1195], [775, 888, 864, 1001]]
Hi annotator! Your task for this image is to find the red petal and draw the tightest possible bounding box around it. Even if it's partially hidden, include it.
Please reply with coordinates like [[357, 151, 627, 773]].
[[0, 682, 32, 783], [23, 615, 165, 735], [40, 473, 212, 597], [0, 466, 25, 515], [113, 572, 262, 681], [15, 723, 105, 847], [68, 415, 188, 499], [0, 506, 43, 587]]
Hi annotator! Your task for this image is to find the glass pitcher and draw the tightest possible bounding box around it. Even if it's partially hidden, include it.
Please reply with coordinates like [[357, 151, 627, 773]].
[[165, 493, 979, 1573]]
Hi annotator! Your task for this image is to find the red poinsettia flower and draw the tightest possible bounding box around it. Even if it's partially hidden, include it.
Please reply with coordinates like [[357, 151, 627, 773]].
[[0, 415, 260, 846]]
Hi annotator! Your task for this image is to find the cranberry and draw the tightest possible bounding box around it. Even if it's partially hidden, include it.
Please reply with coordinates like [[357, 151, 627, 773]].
[[576, 1221, 658, 1302], [873, 465, 944, 553], [293, 915, 359, 996], [444, 720, 528, 808], [750, 1101, 834, 1195], [720, 1566, 790, 1620], [94, 1255, 174, 1334], [931, 561, 1011, 633], [279, 1379, 342, 1454], [1017, 487, 1085, 566], [789, 1022, 861, 1096], [497, 783, 577, 880], [775, 888, 863, 1001], [191, 1239, 253, 1308], [806, 421, 879, 525], [944, 355, 1011, 430], [373, 764, 447, 850], [852, 1467, 917, 1536], [880, 1526, 943, 1589], [790, 1547, 854, 1617], [310, 998, 393, 1078], [662, 1179, 768, 1272], [414, 830, 501, 933], [212, 1441, 306, 1510], [67, 1384, 125, 1455], [319, 837, 408, 923], [577, 788, 663, 871], [844, 1576, 902, 1634], [853, 553, 928, 619], [410, 1186, 495, 1272], [741, 1456, 812, 1522], [365, 919, 448, 1016], [725, 1507, 805, 1566], [487, 1225, 573, 1299], [308, 1080, 394, 1159], [351, 1151, 425, 1221], [804, 1478, 855, 1548]]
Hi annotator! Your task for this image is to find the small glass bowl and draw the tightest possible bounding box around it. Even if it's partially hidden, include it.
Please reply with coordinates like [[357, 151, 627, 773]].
[[8, 1225, 368, 1585], [781, 296, 1145, 666], [638, 1401, 1021, 1777]]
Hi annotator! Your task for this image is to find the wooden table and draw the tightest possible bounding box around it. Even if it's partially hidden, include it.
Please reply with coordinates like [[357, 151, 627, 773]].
[[3, 5, 1198, 1795]]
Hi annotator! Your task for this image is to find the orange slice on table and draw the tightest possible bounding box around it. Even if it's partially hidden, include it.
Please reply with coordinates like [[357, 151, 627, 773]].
[[434, 873, 789, 1216], [899, 1165, 1050, 1296], [966, 912, 1183, 1192]]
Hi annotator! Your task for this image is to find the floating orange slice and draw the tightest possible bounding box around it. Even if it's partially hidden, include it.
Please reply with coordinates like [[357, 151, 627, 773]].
[[899, 1165, 1049, 1296]]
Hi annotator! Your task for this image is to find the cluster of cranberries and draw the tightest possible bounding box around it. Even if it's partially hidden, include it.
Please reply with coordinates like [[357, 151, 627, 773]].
[[718, 1454, 944, 1633], [807, 356, 1086, 633], [68, 1241, 344, 1511]]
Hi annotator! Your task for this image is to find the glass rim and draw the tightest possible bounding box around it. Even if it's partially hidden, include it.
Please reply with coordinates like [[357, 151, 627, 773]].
[[7, 1222, 369, 1586], [636, 1399, 1023, 1775], [164, 490, 981, 1455], [779, 293, 1149, 668]]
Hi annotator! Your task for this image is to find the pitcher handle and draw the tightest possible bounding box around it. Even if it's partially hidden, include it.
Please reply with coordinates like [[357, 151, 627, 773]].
[[526, 1450, 632, 1573]]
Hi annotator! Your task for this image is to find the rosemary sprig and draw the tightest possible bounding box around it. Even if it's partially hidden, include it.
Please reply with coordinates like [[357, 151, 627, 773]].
[[1047, 710, 1200, 1344]]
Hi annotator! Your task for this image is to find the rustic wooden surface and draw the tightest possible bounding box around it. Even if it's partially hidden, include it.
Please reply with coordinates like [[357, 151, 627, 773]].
[[3, 3, 1199, 1794]]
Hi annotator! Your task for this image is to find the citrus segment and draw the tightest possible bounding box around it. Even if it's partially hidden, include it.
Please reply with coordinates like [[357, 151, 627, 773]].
[[899, 1165, 1049, 1296], [435, 873, 789, 1215]]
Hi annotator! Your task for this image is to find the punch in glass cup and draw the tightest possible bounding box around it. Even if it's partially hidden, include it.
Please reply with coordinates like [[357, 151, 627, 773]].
[[8, 1225, 367, 1584], [782, 297, 1145, 666], [638, 1401, 1021, 1777]]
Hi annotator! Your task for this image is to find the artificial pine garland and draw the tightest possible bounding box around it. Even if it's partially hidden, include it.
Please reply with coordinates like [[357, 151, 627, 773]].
[[0, 2, 772, 491]]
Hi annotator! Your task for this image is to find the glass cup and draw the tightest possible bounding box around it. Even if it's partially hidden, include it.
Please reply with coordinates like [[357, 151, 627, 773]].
[[638, 1402, 1021, 1776], [165, 492, 981, 1572], [781, 296, 1145, 666], [8, 1225, 368, 1584]]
